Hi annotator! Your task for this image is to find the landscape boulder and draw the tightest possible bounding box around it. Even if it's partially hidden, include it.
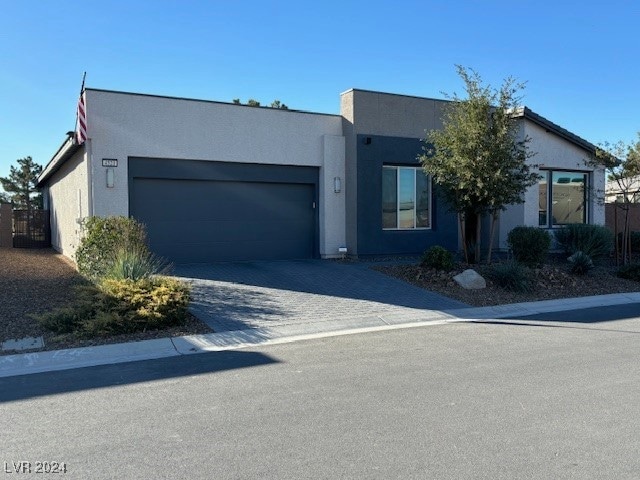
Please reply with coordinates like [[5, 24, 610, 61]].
[[453, 269, 486, 289]]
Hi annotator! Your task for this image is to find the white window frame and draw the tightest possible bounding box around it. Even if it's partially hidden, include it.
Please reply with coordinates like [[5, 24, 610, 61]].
[[382, 165, 432, 231]]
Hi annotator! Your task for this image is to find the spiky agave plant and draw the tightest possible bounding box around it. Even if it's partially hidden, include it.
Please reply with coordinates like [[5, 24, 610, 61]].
[[107, 246, 168, 281]]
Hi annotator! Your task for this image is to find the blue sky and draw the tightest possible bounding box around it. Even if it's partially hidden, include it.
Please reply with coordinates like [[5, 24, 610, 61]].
[[1, 0, 638, 182]]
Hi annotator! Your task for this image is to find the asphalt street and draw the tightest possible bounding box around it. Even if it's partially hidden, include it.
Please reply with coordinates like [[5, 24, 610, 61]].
[[2, 303, 640, 479]]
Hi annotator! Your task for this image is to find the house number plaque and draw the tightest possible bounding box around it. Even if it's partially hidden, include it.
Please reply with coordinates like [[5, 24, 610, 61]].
[[102, 158, 118, 167]]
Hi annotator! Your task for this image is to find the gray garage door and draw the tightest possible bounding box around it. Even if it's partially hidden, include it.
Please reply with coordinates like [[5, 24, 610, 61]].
[[130, 176, 316, 264]]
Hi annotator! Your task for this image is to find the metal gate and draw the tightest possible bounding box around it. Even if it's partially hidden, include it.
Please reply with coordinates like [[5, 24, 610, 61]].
[[12, 209, 51, 248]]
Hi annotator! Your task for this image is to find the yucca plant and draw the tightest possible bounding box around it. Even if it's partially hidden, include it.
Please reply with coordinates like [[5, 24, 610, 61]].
[[568, 251, 593, 275], [488, 260, 533, 293], [554, 224, 614, 261], [106, 246, 168, 281]]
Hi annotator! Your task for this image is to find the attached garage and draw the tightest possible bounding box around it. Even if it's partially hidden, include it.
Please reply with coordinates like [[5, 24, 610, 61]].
[[128, 158, 319, 263]]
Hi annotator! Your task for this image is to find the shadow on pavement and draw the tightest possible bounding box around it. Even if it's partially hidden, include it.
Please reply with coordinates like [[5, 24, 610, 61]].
[[0, 350, 279, 403], [502, 302, 640, 324], [470, 302, 640, 334], [470, 320, 640, 336]]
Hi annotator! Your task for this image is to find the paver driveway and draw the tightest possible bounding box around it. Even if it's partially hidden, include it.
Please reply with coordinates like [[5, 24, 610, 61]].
[[173, 260, 469, 332]]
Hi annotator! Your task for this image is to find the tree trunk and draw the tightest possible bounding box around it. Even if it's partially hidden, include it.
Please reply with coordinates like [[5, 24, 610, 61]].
[[623, 203, 631, 265], [614, 204, 619, 266], [486, 210, 498, 264], [463, 209, 479, 264], [475, 212, 482, 264], [459, 213, 469, 264]]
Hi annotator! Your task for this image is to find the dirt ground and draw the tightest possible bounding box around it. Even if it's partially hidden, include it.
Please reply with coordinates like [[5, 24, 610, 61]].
[[0, 247, 211, 354], [377, 259, 640, 307]]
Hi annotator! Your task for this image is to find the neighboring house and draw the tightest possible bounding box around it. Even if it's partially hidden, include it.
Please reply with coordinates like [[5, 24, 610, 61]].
[[37, 87, 604, 263], [604, 175, 640, 235], [605, 175, 640, 203]]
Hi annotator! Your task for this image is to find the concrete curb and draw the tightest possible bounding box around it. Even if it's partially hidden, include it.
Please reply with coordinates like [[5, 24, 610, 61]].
[[0, 338, 179, 378], [1, 292, 638, 379]]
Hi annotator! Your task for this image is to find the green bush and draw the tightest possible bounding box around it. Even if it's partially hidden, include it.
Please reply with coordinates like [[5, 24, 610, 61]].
[[554, 224, 614, 261], [568, 251, 593, 275], [37, 277, 190, 337], [507, 226, 551, 267], [75, 216, 149, 281], [488, 260, 533, 293], [617, 263, 640, 282], [421, 245, 455, 271], [106, 245, 168, 281]]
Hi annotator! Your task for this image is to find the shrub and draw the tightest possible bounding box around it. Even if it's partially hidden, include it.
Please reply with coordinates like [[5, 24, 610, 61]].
[[75, 216, 149, 281], [617, 263, 640, 282], [488, 260, 533, 293], [507, 226, 551, 267], [106, 246, 168, 281], [568, 251, 593, 275], [554, 224, 614, 261], [421, 245, 454, 271], [36, 277, 190, 337]]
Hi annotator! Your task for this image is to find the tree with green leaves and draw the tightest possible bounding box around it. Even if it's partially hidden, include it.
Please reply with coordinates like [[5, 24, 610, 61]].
[[269, 100, 288, 109], [420, 66, 539, 263], [0, 156, 43, 210], [232, 98, 288, 109], [0, 156, 43, 241], [591, 133, 640, 265]]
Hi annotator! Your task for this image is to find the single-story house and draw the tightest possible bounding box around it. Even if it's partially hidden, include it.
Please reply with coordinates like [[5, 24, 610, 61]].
[[37, 87, 604, 263]]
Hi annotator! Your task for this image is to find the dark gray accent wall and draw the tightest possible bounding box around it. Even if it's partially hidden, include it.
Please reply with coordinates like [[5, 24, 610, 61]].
[[356, 135, 458, 255]]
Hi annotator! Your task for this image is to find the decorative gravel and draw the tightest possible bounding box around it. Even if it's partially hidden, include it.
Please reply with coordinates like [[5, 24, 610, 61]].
[[0, 247, 212, 355], [376, 259, 640, 307]]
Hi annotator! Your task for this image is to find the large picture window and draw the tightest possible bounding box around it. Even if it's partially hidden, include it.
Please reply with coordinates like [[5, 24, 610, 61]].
[[538, 170, 588, 227], [382, 166, 431, 229]]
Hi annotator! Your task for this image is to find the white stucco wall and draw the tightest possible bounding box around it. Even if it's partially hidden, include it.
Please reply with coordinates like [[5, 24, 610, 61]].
[[498, 120, 605, 249], [84, 89, 346, 257], [320, 135, 346, 257], [46, 148, 89, 258]]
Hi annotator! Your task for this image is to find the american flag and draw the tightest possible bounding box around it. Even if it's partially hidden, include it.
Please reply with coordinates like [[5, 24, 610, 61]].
[[75, 72, 87, 145], [75, 90, 87, 145]]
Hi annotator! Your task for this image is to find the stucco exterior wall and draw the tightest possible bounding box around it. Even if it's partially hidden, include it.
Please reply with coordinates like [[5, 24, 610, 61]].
[[341, 90, 604, 254], [340, 89, 450, 255], [46, 148, 89, 258], [84, 89, 346, 258], [346, 89, 447, 138], [498, 120, 605, 249], [320, 135, 346, 257], [340, 90, 358, 254]]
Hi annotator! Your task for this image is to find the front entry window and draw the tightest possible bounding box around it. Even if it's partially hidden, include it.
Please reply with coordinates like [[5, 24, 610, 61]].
[[382, 166, 431, 229]]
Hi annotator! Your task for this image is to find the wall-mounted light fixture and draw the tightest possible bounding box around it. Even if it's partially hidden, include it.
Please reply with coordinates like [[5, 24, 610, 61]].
[[334, 176, 342, 193], [363, 137, 372, 145], [106, 168, 115, 188]]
